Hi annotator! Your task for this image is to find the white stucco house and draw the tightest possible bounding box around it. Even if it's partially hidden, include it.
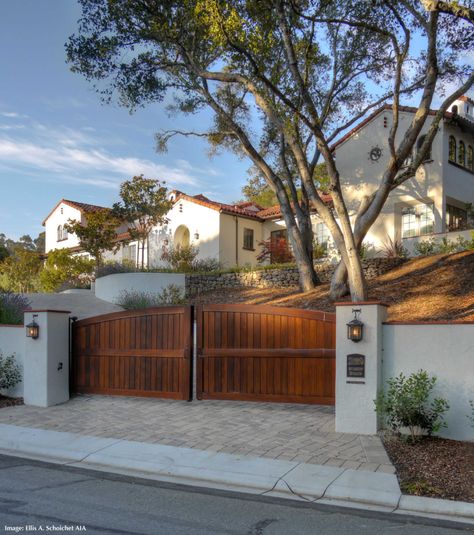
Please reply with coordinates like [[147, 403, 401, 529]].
[[43, 96, 474, 267]]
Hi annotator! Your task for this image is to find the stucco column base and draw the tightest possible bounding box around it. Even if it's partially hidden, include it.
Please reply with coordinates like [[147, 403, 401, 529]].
[[335, 302, 388, 435], [23, 310, 71, 407]]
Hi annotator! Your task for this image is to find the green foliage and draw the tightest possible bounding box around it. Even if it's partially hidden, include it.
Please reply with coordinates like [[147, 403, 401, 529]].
[[241, 175, 277, 208], [161, 244, 199, 272], [312, 240, 328, 261], [414, 234, 474, 256], [0, 352, 22, 390], [358, 242, 374, 260], [39, 249, 94, 292], [414, 238, 437, 256], [64, 209, 121, 271], [381, 236, 408, 258], [191, 257, 223, 272], [375, 370, 449, 443], [112, 175, 173, 269], [0, 232, 44, 255], [0, 249, 41, 293], [116, 285, 185, 309], [0, 292, 31, 325]]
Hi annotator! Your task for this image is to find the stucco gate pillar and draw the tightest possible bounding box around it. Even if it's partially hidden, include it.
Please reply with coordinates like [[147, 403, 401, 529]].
[[335, 302, 388, 435], [23, 310, 71, 407]]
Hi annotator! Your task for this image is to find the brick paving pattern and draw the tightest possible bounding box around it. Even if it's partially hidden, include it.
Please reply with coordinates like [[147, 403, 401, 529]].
[[0, 395, 394, 473]]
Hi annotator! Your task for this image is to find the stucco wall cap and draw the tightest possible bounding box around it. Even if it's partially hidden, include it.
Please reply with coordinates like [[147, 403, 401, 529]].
[[334, 301, 390, 307], [25, 309, 72, 314]]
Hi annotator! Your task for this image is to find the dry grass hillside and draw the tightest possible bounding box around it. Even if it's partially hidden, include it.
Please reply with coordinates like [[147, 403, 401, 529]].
[[190, 251, 474, 322]]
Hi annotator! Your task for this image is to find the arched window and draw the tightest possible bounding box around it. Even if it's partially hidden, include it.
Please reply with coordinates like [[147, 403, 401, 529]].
[[448, 136, 456, 162], [467, 145, 474, 172], [417, 135, 431, 161], [458, 140, 466, 167], [62, 227, 68, 239], [57, 225, 63, 241]]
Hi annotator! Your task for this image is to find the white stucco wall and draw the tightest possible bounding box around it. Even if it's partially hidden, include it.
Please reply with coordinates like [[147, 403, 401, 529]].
[[334, 110, 445, 247], [0, 325, 24, 397], [443, 122, 474, 208], [95, 272, 186, 304], [44, 202, 83, 253], [148, 198, 221, 268], [383, 323, 474, 441]]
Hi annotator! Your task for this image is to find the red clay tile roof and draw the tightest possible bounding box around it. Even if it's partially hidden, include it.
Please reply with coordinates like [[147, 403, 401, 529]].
[[459, 95, 474, 105], [174, 192, 265, 220], [42, 198, 109, 226], [256, 194, 332, 220]]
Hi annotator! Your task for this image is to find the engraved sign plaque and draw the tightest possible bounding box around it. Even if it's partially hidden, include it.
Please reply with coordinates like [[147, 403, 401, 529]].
[[347, 354, 365, 378]]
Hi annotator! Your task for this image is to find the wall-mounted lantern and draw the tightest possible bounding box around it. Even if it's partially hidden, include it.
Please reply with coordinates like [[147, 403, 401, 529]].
[[347, 309, 363, 342], [26, 314, 40, 339], [194, 231, 200, 240]]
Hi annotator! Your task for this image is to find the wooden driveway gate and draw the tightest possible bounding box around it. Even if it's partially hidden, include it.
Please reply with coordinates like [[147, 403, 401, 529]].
[[195, 304, 336, 404], [71, 307, 193, 400]]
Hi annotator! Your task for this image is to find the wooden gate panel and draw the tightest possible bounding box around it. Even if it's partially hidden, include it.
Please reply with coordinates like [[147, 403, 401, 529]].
[[196, 305, 335, 404], [72, 307, 192, 400]]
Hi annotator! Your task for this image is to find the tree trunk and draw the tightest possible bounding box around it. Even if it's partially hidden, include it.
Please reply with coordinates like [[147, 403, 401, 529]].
[[345, 250, 368, 301], [141, 240, 145, 270], [329, 261, 349, 300]]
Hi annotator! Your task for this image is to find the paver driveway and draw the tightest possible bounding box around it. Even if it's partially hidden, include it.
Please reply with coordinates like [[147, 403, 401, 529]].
[[0, 395, 393, 473]]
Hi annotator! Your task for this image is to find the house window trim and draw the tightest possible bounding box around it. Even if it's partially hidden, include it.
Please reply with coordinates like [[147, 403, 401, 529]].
[[243, 228, 255, 251], [401, 203, 435, 239], [448, 135, 456, 163]]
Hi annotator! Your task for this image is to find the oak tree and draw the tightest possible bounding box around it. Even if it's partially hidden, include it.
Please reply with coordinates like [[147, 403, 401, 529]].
[[67, 0, 473, 300]]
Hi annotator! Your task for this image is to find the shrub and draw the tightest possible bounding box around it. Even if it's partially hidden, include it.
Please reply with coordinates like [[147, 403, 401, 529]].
[[375, 370, 449, 442], [40, 249, 94, 292], [414, 238, 436, 256], [191, 257, 222, 273], [257, 237, 294, 264], [381, 236, 408, 258], [359, 241, 375, 260], [96, 259, 139, 277], [116, 284, 186, 309], [0, 292, 30, 325], [161, 244, 199, 271], [0, 352, 21, 390]]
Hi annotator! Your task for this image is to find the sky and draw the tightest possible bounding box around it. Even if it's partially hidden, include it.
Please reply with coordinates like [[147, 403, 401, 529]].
[[0, 2, 472, 241], [0, 0, 249, 240]]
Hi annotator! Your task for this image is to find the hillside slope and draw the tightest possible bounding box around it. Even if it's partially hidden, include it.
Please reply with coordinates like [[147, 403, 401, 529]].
[[190, 251, 474, 322]]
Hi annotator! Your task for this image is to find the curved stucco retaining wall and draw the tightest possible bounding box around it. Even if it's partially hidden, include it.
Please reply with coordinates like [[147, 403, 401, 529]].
[[383, 323, 474, 441], [0, 325, 24, 397], [95, 273, 186, 304]]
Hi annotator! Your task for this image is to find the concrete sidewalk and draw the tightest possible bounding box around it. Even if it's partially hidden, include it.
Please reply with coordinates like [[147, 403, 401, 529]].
[[0, 395, 394, 472], [1, 423, 473, 525]]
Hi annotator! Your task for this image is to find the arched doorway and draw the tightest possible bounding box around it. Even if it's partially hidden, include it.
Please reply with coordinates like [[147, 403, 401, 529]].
[[174, 225, 190, 248]]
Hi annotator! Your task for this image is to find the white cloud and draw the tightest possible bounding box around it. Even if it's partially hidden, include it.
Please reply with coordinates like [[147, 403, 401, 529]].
[[0, 111, 29, 119], [0, 120, 200, 190]]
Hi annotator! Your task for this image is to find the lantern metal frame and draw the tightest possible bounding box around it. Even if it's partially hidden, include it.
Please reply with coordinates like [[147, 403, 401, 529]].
[[26, 314, 40, 340], [347, 308, 364, 342]]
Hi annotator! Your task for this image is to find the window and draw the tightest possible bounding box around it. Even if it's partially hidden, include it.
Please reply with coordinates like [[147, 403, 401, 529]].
[[446, 205, 467, 231], [123, 244, 137, 264], [416, 135, 431, 161], [62, 227, 68, 240], [458, 140, 466, 167], [401, 207, 417, 238], [418, 203, 435, 235], [448, 136, 456, 162], [467, 145, 473, 171], [243, 228, 254, 250], [401, 203, 434, 238], [57, 225, 63, 241], [315, 222, 331, 251]]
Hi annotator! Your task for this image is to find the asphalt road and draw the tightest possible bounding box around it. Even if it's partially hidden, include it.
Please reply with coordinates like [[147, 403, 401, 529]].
[[0, 454, 471, 535]]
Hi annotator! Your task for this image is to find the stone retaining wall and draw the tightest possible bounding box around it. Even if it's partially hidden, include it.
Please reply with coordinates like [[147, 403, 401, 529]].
[[186, 257, 405, 295]]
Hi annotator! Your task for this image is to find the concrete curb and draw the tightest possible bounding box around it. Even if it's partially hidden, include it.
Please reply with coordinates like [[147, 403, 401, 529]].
[[0, 424, 472, 524]]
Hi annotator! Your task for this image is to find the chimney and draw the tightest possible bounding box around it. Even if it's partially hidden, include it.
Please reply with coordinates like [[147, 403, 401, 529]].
[[450, 96, 474, 120]]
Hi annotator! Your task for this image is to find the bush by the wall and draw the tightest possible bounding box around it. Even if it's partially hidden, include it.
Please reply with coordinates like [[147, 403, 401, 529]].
[[0, 352, 21, 391], [0, 292, 30, 325], [375, 370, 449, 442], [116, 284, 186, 309]]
